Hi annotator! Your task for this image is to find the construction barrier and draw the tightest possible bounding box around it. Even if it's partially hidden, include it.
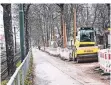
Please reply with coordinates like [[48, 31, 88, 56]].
[[98, 49, 111, 73]]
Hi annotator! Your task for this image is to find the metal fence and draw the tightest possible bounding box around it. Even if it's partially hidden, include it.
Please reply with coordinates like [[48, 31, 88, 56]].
[[7, 49, 32, 85], [1, 49, 21, 80]]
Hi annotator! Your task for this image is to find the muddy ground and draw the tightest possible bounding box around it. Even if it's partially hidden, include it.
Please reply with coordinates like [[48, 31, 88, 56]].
[[32, 48, 110, 85]]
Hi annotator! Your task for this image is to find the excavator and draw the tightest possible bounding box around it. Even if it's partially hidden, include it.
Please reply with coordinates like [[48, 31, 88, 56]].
[[71, 27, 99, 63]]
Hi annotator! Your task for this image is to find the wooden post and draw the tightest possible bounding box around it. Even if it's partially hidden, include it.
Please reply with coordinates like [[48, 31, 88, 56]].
[[63, 21, 67, 48], [64, 23, 67, 48]]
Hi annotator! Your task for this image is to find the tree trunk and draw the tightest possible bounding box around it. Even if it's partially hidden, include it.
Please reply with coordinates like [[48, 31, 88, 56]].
[[24, 4, 31, 55], [57, 4, 64, 47], [61, 9, 64, 47], [106, 4, 110, 28], [25, 13, 29, 55], [1, 4, 16, 75]]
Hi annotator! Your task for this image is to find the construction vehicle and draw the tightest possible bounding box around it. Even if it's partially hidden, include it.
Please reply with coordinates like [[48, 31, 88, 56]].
[[71, 27, 99, 63]]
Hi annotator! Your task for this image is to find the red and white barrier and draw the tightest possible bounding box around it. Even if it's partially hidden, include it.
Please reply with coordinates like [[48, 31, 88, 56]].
[[98, 49, 111, 73]]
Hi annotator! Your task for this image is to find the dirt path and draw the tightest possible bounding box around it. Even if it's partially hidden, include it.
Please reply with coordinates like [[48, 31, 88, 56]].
[[32, 48, 110, 85]]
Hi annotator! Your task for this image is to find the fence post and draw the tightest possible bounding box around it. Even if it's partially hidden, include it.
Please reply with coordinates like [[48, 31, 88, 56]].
[[17, 73, 20, 85], [22, 65, 24, 85]]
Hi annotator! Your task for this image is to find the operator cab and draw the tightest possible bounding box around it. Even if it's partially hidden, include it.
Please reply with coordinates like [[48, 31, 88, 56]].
[[76, 27, 96, 47]]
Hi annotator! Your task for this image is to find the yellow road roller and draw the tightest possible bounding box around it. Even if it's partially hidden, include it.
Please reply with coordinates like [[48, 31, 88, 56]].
[[72, 27, 99, 63]]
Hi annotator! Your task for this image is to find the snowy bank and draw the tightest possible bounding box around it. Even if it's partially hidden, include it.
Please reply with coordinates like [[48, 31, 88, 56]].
[[41, 47, 72, 60]]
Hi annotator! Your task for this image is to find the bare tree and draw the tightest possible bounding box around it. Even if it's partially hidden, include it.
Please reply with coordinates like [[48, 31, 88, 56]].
[[27, 4, 110, 48], [1, 4, 16, 76], [24, 4, 31, 55], [57, 4, 64, 47]]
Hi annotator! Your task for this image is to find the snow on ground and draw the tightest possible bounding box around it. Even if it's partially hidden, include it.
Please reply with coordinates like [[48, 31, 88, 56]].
[[41, 47, 72, 60], [59, 48, 72, 60]]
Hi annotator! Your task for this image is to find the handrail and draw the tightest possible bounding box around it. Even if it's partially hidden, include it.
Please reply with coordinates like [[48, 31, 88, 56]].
[[7, 49, 32, 85]]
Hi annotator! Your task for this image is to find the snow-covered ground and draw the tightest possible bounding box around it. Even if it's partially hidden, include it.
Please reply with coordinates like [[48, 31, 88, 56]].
[[41, 47, 72, 60]]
